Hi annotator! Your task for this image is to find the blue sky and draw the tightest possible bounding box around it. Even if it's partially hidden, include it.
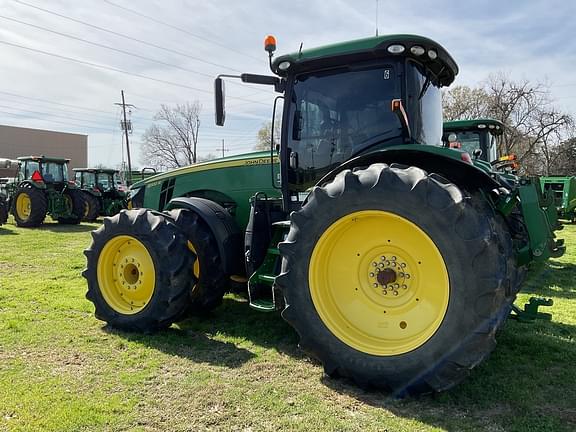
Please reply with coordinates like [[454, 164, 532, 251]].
[[0, 0, 574, 168]]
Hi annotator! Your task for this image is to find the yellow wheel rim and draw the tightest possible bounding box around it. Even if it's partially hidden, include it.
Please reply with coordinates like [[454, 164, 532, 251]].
[[97, 235, 155, 315], [309, 210, 449, 356], [64, 194, 73, 212], [16, 192, 32, 221], [187, 241, 200, 290]]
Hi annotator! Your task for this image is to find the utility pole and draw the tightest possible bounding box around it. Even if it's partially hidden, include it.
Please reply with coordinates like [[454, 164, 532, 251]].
[[115, 90, 135, 185], [219, 139, 229, 158]]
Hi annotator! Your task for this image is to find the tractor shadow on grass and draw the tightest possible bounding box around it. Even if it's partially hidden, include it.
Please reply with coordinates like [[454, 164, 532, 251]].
[[103, 322, 257, 369], [0, 226, 18, 235], [320, 317, 576, 431], [522, 260, 576, 300], [36, 222, 97, 233], [105, 296, 303, 370], [178, 296, 304, 359]]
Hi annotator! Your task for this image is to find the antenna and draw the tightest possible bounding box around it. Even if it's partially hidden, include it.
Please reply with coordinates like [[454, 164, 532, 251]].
[[375, 0, 379, 36]]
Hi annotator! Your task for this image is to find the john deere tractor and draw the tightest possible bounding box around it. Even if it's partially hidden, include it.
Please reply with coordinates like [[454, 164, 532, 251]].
[[74, 168, 127, 221], [84, 34, 563, 395], [8, 156, 85, 227]]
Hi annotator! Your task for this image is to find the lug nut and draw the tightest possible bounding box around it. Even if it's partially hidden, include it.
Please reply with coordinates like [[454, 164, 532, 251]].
[[391, 256, 397, 261], [402, 284, 407, 289], [372, 262, 377, 267], [405, 274, 410, 279], [399, 272, 405, 278], [373, 283, 378, 288], [379, 262, 384, 268], [393, 291, 399, 296], [381, 256, 385, 261], [369, 272, 374, 277]]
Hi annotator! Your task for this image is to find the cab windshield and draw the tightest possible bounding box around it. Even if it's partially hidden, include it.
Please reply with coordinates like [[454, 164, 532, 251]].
[[285, 60, 443, 192], [42, 162, 65, 183], [97, 173, 114, 191], [442, 130, 498, 163], [80, 172, 97, 188]]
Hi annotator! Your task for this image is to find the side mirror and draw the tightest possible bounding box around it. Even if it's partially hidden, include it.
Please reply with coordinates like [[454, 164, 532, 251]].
[[215, 78, 226, 126], [472, 148, 483, 159]]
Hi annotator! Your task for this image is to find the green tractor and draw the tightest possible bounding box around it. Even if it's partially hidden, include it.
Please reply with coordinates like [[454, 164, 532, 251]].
[[540, 176, 576, 222], [443, 118, 519, 172], [74, 168, 128, 221], [7, 156, 86, 227], [84, 34, 563, 395]]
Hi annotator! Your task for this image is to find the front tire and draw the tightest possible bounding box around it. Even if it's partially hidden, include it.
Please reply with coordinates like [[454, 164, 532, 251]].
[[83, 209, 197, 332], [276, 163, 511, 395]]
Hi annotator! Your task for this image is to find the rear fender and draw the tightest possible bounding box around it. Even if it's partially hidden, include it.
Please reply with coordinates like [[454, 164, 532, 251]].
[[166, 197, 244, 275]]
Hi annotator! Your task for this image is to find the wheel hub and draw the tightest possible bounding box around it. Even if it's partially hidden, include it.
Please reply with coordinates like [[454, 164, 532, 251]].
[[369, 254, 412, 297]]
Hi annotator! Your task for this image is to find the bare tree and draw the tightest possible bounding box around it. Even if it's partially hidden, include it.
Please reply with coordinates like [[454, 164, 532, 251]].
[[254, 119, 282, 151], [442, 73, 574, 174], [141, 102, 201, 170], [442, 85, 490, 121]]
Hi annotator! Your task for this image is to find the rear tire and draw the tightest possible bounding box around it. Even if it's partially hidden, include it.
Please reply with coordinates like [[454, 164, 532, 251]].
[[12, 185, 47, 227], [167, 208, 228, 314], [82, 192, 101, 221], [83, 209, 196, 332], [58, 189, 86, 224], [276, 163, 511, 395]]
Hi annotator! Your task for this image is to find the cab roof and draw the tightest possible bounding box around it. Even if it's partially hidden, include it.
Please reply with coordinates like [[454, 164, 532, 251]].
[[73, 168, 118, 174], [443, 118, 505, 135], [271, 34, 458, 86], [17, 155, 70, 163]]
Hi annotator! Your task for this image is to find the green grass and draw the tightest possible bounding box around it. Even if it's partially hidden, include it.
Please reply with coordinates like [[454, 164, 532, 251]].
[[0, 218, 575, 431]]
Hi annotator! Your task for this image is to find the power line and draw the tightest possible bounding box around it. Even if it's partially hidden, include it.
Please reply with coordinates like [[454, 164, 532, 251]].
[[0, 109, 113, 132], [0, 103, 114, 127], [0, 89, 117, 116], [0, 95, 118, 122], [0, 39, 269, 105], [12, 0, 250, 74], [0, 14, 219, 80], [102, 0, 262, 62]]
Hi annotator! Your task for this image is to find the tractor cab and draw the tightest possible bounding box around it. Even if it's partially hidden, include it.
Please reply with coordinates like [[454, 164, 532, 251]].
[[442, 118, 504, 164], [216, 35, 459, 208], [74, 168, 124, 195], [17, 156, 72, 191], [74, 168, 127, 220]]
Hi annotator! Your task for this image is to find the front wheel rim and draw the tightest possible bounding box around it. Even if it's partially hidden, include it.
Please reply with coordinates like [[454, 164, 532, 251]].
[[16, 193, 32, 220], [97, 235, 156, 314], [308, 210, 450, 356]]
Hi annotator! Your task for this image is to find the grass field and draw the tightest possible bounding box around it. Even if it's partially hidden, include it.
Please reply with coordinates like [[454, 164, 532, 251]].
[[0, 218, 575, 432]]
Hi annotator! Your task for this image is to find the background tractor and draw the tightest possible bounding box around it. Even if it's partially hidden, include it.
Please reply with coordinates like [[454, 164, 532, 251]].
[[74, 168, 128, 221], [84, 34, 563, 395], [6, 156, 85, 227], [540, 176, 576, 223]]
